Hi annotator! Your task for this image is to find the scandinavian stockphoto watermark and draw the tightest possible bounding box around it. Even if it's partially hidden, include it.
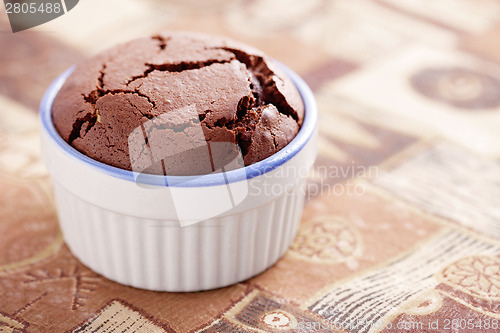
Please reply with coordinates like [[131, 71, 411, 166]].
[[127, 105, 249, 227], [127, 105, 378, 226], [250, 163, 378, 199], [245, 308, 496, 331], [290, 317, 499, 331], [278, 308, 500, 331], [3, 0, 79, 32]]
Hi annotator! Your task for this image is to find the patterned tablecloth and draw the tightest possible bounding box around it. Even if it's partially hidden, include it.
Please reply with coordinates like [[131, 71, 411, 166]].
[[2, 0, 500, 332]]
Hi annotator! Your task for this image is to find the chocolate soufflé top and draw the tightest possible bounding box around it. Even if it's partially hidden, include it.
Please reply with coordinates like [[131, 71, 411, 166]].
[[52, 31, 304, 176]]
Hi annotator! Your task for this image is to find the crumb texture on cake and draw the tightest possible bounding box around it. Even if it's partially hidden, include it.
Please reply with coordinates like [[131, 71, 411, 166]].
[[52, 31, 304, 175]]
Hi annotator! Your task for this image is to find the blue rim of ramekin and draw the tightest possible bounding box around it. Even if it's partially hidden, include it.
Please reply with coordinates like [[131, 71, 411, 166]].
[[40, 62, 317, 187]]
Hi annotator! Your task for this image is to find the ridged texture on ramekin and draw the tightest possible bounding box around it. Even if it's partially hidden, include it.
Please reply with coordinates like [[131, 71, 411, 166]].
[[54, 179, 306, 292]]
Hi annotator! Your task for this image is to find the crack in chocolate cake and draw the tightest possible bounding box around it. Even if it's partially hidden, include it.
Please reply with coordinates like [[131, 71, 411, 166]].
[[52, 31, 304, 175]]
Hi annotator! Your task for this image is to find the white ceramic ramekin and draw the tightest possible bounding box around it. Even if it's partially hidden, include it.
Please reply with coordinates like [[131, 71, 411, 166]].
[[40, 64, 317, 292]]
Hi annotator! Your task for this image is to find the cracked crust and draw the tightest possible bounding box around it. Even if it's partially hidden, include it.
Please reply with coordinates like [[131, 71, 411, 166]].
[[52, 31, 304, 175]]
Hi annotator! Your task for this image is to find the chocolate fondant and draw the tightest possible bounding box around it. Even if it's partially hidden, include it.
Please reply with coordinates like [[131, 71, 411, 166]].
[[52, 32, 304, 175]]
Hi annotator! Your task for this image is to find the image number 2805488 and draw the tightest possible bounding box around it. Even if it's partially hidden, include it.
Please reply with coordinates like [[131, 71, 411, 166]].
[[5, 2, 62, 14], [3, 0, 79, 32]]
